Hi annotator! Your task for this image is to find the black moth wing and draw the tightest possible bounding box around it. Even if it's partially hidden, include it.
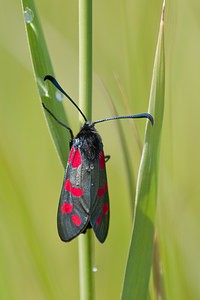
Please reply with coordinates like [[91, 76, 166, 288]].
[[57, 123, 109, 243], [57, 143, 90, 242], [90, 146, 109, 243]]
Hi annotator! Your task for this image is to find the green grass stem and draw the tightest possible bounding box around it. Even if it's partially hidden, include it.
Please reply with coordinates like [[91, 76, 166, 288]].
[[78, 1, 93, 300]]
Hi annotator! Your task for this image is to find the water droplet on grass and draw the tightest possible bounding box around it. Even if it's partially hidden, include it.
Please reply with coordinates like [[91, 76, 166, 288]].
[[92, 266, 98, 272], [24, 7, 34, 23], [37, 77, 49, 97], [56, 91, 63, 102]]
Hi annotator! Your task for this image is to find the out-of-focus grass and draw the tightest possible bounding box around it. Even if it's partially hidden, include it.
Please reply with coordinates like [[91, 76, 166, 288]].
[[1, 0, 200, 299]]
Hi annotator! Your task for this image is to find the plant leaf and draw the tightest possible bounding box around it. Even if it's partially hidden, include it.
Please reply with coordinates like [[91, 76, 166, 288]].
[[121, 3, 165, 300], [21, 0, 70, 168]]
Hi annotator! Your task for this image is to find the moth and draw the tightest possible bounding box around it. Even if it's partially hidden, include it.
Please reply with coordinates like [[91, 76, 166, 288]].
[[43, 75, 153, 243]]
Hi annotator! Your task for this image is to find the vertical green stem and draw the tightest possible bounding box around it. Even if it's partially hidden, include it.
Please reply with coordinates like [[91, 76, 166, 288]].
[[78, 233, 93, 300], [79, 0, 92, 120], [78, 1, 93, 300]]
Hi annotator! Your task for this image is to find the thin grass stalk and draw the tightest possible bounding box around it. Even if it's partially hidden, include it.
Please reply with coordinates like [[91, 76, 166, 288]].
[[114, 73, 143, 154], [97, 77, 136, 218], [78, 1, 93, 300]]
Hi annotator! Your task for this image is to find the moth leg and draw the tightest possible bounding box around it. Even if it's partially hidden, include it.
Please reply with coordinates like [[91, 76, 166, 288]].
[[42, 103, 74, 139], [104, 155, 110, 163]]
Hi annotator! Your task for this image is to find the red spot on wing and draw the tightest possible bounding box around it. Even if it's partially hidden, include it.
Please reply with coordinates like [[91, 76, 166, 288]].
[[72, 215, 81, 226], [72, 149, 81, 168], [99, 150, 105, 169], [97, 188, 105, 197], [61, 203, 73, 214], [68, 147, 74, 165], [71, 187, 83, 197], [96, 215, 102, 226], [102, 203, 109, 215], [97, 181, 108, 197], [65, 179, 72, 192], [64, 179, 83, 197]]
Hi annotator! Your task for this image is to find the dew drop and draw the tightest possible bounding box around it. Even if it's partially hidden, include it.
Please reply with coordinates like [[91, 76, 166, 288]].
[[56, 91, 63, 102], [37, 77, 48, 97], [24, 7, 34, 24], [92, 266, 98, 272]]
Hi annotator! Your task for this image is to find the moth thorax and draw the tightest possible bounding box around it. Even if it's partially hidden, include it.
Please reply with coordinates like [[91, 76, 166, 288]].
[[75, 126, 102, 161]]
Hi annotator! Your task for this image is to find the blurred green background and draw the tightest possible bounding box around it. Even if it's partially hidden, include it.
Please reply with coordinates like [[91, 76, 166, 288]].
[[1, 0, 200, 299]]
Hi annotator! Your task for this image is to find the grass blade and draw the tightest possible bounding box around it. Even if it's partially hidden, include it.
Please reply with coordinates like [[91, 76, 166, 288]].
[[121, 2, 165, 299], [21, 0, 70, 168]]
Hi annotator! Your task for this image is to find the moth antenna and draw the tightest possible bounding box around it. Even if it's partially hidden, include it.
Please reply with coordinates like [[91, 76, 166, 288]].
[[44, 75, 88, 122], [42, 103, 74, 139], [93, 113, 154, 127]]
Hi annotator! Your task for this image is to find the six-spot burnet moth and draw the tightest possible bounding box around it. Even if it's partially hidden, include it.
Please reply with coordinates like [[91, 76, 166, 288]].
[[43, 75, 153, 243]]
